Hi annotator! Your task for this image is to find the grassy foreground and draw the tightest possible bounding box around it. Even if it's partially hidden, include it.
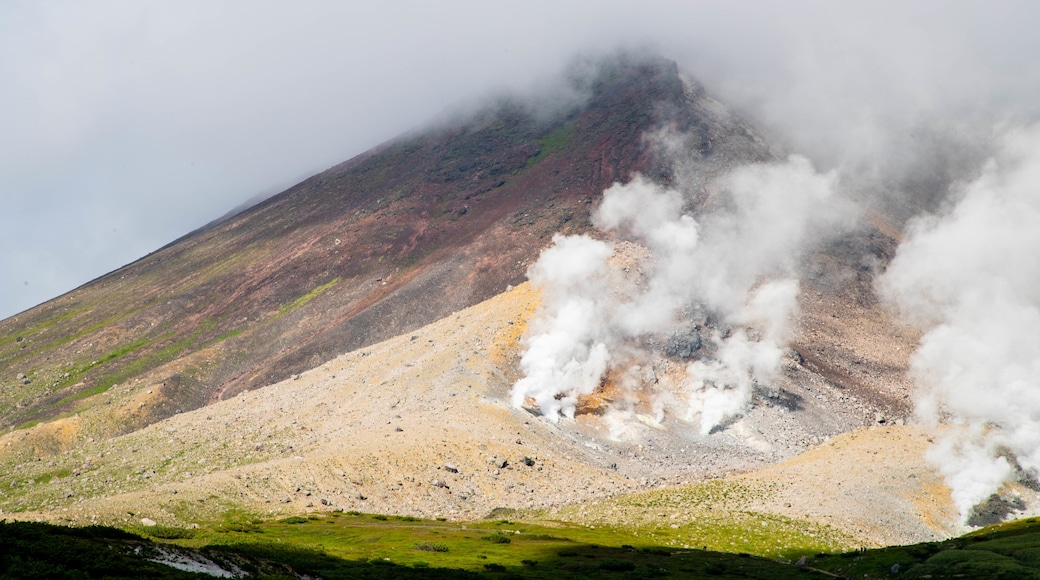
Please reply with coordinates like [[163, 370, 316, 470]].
[[0, 511, 829, 579], [5, 511, 1040, 578]]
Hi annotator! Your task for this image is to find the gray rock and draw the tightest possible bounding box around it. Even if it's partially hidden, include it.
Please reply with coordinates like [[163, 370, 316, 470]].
[[444, 464, 459, 474], [664, 328, 702, 359]]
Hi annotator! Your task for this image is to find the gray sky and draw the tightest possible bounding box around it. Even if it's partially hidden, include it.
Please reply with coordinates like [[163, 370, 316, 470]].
[[3, 0, 1039, 319]]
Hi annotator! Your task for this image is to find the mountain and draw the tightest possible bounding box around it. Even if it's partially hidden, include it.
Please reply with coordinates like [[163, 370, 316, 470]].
[[2, 55, 765, 435], [4, 53, 1032, 555]]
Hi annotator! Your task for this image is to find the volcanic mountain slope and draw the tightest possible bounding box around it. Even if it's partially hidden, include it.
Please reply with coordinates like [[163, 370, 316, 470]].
[[0, 55, 774, 444], [0, 285, 911, 542], [7, 282, 1033, 550]]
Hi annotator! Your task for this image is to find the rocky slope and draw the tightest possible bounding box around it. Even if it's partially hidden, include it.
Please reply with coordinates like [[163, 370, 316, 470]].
[[0, 55, 773, 442], [7, 278, 1030, 547]]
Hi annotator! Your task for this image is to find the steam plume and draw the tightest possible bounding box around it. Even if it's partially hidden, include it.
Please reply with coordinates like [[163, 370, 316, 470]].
[[878, 124, 1040, 520], [513, 156, 850, 432]]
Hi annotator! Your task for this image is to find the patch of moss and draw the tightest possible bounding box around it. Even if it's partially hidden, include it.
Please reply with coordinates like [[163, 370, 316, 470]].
[[526, 122, 576, 169], [273, 278, 341, 321]]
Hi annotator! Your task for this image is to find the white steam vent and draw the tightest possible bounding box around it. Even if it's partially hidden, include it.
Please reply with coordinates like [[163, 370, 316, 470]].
[[512, 156, 849, 434], [878, 124, 1040, 522]]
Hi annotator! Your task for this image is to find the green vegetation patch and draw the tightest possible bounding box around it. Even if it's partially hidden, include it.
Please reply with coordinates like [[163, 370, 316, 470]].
[[17, 497, 1040, 578], [550, 480, 855, 559], [140, 510, 831, 578], [526, 121, 576, 168], [808, 517, 1040, 578], [274, 277, 342, 320], [33, 510, 1040, 578]]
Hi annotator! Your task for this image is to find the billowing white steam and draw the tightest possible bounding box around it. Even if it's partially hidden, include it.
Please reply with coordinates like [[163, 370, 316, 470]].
[[878, 124, 1040, 520], [512, 156, 848, 432], [509, 235, 614, 420]]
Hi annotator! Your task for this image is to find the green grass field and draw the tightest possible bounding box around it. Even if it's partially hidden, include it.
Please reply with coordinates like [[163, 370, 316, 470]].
[[6, 510, 1040, 578], [1, 511, 829, 579]]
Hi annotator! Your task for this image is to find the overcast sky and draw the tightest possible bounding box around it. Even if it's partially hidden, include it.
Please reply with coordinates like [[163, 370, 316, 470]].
[[3, 0, 1039, 319]]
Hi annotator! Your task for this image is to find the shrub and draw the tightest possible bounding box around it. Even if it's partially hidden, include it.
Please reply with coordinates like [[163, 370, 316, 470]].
[[413, 542, 449, 552], [483, 533, 512, 544], [222, 523, 261, 533]]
